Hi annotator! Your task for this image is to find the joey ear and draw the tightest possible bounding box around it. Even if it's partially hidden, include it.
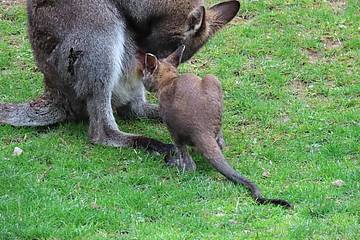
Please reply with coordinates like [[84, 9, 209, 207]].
[[208, 0, 240, 33], [166, 45, 185, 68], [185, 6, 206, 36], [144, 53, 158, 75]]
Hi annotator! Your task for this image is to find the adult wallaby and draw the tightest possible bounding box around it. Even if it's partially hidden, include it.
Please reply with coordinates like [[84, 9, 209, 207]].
[[139, 46, 292, 208], [0, 0, 240, 153]]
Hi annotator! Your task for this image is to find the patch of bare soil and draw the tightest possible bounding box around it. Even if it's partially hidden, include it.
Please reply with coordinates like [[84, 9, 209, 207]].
[[0, 0, 25, 10], [328, 0, 347, 13], [290, 80, 308, 99], [305, 48, 322, 64], [322, 37, 342, 50]]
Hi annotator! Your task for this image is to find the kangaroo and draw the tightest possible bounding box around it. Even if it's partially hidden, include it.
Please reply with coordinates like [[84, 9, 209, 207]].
[[139, 46, 292, 208], [0, 0, 240, 153]]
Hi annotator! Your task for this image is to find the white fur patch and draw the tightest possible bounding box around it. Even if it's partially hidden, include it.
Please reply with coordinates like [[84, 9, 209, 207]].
[[111, 26, 126, 91], [111, 26, 145, 107]]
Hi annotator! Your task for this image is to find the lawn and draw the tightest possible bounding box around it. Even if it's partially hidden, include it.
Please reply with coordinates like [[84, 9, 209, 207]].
[[0, 1, 359, 239]]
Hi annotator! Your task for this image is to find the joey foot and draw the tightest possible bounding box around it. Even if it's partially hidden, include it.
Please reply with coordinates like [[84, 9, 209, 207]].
[[165, 154, 196, 172]]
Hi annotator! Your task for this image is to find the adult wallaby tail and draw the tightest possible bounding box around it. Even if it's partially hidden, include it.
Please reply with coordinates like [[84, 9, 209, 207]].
[[197, 137, 292, 208], [0, 92, 67, 127]]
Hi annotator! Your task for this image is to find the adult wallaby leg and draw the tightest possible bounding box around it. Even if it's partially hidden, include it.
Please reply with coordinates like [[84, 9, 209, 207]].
[[0, 91, 67, 127], [87, 88, 172, 153], [68, 27, 173, 154]]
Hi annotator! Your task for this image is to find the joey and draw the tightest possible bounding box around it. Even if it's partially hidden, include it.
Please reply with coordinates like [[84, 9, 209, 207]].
[[140, 46, 292, 208]]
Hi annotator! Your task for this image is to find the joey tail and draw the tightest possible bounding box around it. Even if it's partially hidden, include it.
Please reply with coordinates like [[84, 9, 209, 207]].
[[197, 137, 292, 208], [0, 92, 68, 127]]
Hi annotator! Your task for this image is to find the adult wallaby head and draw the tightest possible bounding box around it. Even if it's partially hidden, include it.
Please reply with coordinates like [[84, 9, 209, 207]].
[[136, 1, 240, 61], [141, 45, 185, 92]]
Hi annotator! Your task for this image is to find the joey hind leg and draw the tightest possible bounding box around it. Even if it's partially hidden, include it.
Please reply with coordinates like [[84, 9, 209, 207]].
[[165, 144, 196, 172], [190, 131, 224, 152]]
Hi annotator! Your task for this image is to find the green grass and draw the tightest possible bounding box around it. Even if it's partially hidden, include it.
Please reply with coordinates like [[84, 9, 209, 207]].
[[1, 1, 359, 239]]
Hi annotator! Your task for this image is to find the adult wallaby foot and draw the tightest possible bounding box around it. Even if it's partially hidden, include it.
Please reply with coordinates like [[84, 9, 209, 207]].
[[90, 127, 174, 154], [165, 145, 196, 172], [0, 92, 67, 127]]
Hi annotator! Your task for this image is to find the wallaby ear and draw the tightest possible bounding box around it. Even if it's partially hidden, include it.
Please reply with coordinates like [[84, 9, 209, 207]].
[[144, 53, 158, 75], [208, 0, 240, 33], [185, 6, 206, 36], [166, 45, 185, 68]]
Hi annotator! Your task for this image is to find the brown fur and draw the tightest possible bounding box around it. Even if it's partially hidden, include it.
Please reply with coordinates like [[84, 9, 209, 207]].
[[140, 46, 292, 208]]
